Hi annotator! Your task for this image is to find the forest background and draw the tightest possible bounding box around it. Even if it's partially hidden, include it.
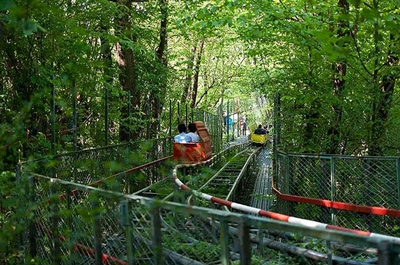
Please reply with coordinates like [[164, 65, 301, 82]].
[[1, 0, 400, 172]]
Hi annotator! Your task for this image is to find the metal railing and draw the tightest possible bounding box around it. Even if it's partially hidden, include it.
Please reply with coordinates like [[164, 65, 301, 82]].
[[20, 105, 222, 187], [21, 137, 174, 187], [14, 173, 400, 264], [274, 151, 400, 237]]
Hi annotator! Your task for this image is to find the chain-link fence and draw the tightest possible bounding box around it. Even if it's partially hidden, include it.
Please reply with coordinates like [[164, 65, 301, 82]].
[[21, 137, 173, 187], [19, 105, 222, 189], [13, 173, 400, 265], [0, 106, 223, 263], [274, 151, 400, 237]]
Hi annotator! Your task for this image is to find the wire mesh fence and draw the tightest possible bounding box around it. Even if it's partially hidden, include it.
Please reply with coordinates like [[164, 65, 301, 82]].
[[20, 138, 174, 191], [274, 151, 400, 237], [14, 173, 400, 265], [20, 104, 222, 187]]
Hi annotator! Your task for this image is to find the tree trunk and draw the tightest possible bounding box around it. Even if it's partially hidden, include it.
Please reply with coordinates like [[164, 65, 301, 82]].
[[326, 0, 348, 154], [115, 0, 140, 142], [181, 44, 197, 103], [190, 39, 204, 108], [149, 0, 168, 139], [303, 45, 320, 152], [369, 33, 398, 156]]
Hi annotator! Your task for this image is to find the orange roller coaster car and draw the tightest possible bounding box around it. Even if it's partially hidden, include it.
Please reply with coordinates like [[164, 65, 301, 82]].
[[173, 121, 212, 164]]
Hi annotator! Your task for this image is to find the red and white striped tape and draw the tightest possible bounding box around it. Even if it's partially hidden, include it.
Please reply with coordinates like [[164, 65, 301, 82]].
[[173, 158, 400, 244]]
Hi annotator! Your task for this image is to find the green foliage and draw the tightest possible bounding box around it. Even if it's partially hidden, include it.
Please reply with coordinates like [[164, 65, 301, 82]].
[[179, 241, 221, 263]]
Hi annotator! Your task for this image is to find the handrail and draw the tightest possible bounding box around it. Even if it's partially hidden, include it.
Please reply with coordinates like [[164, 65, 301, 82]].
[[272, 186, 400, 218]]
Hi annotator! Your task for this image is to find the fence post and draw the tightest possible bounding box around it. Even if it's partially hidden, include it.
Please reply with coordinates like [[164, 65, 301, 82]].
[[330, 156, 336, 225], [66, 186, 77, 263], [146, 95, 150, 139], [274, 93, 281, 147], [72, 80, 77, 152], [377, 241, 399, 265], [50, 180, 61, 265], [91, 193, 102, 265], [28, 177, 37, 258], [185, 103, 188, 126], [105, 86, 109, 146], [363, 158, 372, 231], [15, 164, 25, 256], [220, 218, 230, 265], [51, 81, 56, 152], [284, 154, 291, 215], [121, 200, 134, 264], [169, 100, 172, 141], [326, 240, 332, 265], [226, 101, 230, 143], [397, 158, 400, 209], [150, 203, 163, 265], [238, 216, 251, 265]]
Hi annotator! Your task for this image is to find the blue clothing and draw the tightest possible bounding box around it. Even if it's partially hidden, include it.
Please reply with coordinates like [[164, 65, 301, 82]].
[[187, 132, 199, 143], [174, 132, 192, 143]]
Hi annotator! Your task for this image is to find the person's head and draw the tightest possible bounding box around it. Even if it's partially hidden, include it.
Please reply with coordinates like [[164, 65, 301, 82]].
[[258, 124, 262, 129], [188, 123, 197, 133], [178, 123, 187, 133]]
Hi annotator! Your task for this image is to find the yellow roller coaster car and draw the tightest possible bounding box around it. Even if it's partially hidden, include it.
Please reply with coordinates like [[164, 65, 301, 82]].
[[250, 133, 269, 146], [249, 124, 269, 146]]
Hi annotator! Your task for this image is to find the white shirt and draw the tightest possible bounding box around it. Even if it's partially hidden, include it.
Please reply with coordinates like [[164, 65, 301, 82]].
[[174, 132, 192, 143], [187, 132, 199, 143]]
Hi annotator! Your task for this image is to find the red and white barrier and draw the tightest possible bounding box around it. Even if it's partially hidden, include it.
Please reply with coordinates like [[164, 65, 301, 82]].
[[173, 158, 400, 244]]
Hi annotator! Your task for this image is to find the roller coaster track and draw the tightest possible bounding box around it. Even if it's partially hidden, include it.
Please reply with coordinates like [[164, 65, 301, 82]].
[[26, 138, 400, 264], [131, 142, 257, 202], [127, 141, 400, 245], [192, 146, 259, 203], [172, 142, 400, 245]]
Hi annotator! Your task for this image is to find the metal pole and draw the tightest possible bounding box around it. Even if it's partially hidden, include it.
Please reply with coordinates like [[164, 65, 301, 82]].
[[326, 240, 332, 265], [273, 93, 281, 187], [275, 93, 281, 146], [146, 95, 150, 139], [220, 219, 230, 265], [284, 154, 290, 214], [177, 101, 180, 124], [128, 91, 131, 142], [105, 86, 109, 146], [238, 217, 251, 265], [51, 81, 55, 152], [92, 193, 102, 265], [169, 100, 172, 155], [72, 80, 77, 152], [29, 177, 37, 258], [226, 101, 229, 143], [185, 103, 188, 127], [330, 157, 336, 225], [150, 204, 163, 265], [121, 201, 134, 265], [157, 98, 161, 137], [50, 182, 61, 264], [169, 100, 172, 139], [377, 241, 398, 265], [397, 158, 400, 209], [15, 164, 24, 251], [66, 187, 76, 263], [231, 101, 234, 141]]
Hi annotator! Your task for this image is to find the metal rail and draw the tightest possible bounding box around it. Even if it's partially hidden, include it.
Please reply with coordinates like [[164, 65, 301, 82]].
[[17, 140, 400, 264], [172, 147, 400, 245], [193, 147, 260, 203], [131, 142, 253, 202]]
